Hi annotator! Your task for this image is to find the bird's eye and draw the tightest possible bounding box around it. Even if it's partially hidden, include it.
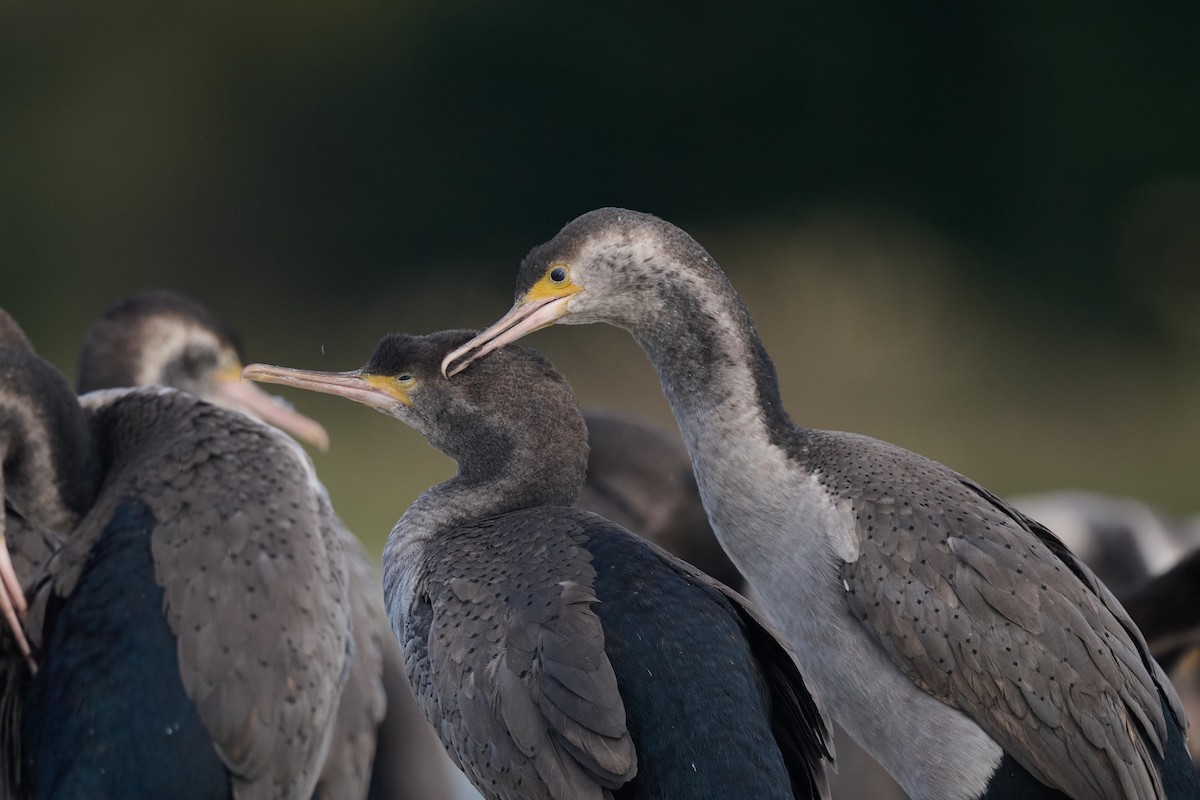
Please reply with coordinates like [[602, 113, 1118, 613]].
[[396, 374, 416, 386], [549, 266, 568, 284]]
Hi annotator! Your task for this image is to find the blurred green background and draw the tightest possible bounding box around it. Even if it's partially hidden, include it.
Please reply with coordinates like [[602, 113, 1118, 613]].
[[3, 1, 1198, 555]]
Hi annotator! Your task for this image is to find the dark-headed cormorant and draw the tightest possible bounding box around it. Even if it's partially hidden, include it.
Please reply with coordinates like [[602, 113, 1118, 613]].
[[441, 208, 1199, 800], [244, 329, 833, 800]]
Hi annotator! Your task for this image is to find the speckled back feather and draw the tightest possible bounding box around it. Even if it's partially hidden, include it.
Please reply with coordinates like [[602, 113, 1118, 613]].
[[803, 429, 1181, 800], [48, 388, 352, 799]]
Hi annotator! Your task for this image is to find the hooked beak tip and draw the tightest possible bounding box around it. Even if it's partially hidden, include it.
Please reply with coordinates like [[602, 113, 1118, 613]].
[[440, 295, 570, 378], [442, 355, 467, 379]]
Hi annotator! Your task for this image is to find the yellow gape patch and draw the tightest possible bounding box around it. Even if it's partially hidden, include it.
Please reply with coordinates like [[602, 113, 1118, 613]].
[[214, 362, 244, 383], [365, 374, 415, 406], [523, 265, 583, 303]]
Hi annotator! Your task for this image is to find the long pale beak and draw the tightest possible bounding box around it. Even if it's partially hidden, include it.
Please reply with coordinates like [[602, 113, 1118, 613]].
[[215, 373, 330, 451], [242, 364, 408, 414], [441, 295, 570, 377], [0, 513, 37, 673]]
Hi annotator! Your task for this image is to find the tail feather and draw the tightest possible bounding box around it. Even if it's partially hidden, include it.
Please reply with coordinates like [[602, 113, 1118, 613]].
[[0, 651, 29, 798]]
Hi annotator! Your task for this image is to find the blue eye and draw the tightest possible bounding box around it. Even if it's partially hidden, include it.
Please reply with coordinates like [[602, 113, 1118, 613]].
[[549, 266, 568, 284]]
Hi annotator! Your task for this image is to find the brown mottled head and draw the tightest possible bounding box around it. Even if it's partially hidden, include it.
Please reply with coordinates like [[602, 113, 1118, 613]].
[[77, 290, 245, 398], [76, 290, 328, 449]]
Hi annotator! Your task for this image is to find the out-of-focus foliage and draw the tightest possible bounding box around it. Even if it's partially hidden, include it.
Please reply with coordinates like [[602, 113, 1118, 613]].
[[4, 2, 1200, 327], [1, 1, 1197, 553]]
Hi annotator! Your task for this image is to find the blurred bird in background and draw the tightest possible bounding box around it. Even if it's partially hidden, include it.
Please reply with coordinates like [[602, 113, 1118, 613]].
[[3, 302, 353, 799], [74, 290, 457, 800]]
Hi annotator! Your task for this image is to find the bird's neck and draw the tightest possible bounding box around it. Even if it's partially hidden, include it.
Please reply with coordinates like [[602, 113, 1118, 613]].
[[628, 262, 797, 465], [617, 261, 837, 579], [80, 387, 190, 477], [382, 441, 584, 627], [1, 385, 100, 537]]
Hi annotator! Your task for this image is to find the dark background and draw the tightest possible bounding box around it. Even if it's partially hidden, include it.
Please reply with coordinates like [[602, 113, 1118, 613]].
[[3, 1, 1198, 550]]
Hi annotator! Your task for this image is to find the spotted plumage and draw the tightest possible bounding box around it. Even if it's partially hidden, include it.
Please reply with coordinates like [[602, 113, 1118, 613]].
[[811, 430, 1177, 799], [244, 329, 832, 800], [0, 301, 354, 798], [440, 208, 1199, 800], [23, 386, 352, 799], [74, 290, 391, 800]]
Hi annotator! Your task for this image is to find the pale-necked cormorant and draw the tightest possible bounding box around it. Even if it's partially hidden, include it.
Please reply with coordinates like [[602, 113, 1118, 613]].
[[441, 208, 1198, 800], [77, 290, 329, 451]]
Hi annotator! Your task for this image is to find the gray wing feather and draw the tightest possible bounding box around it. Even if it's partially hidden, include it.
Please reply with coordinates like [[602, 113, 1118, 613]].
[[574, 515, 834, 800], [152, 415, 351, 800], [62, 392, 352, 800], [314, 533, 388, 800], [821, 432, 1174, 800], [401, 513, 635, 800]]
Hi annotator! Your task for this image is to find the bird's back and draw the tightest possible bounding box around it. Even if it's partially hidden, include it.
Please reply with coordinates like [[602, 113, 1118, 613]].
[[403, 505, 826, 800], [24, 497, 232, 799], [581, 515, 824, 799], [28, 388, 351, 800], [799, 427, 1194, 799]]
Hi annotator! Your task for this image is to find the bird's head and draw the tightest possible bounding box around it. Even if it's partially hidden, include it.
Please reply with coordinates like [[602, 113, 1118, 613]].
[[77, 290, 329, 450], [441, 208, 713, 377], [0, 308, 34, 350], [245, 330, 588, 499]]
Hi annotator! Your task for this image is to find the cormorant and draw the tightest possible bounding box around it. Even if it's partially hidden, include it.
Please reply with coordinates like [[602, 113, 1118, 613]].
[[441, 208, 1198, 800], [245, 329, 833, 800]]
